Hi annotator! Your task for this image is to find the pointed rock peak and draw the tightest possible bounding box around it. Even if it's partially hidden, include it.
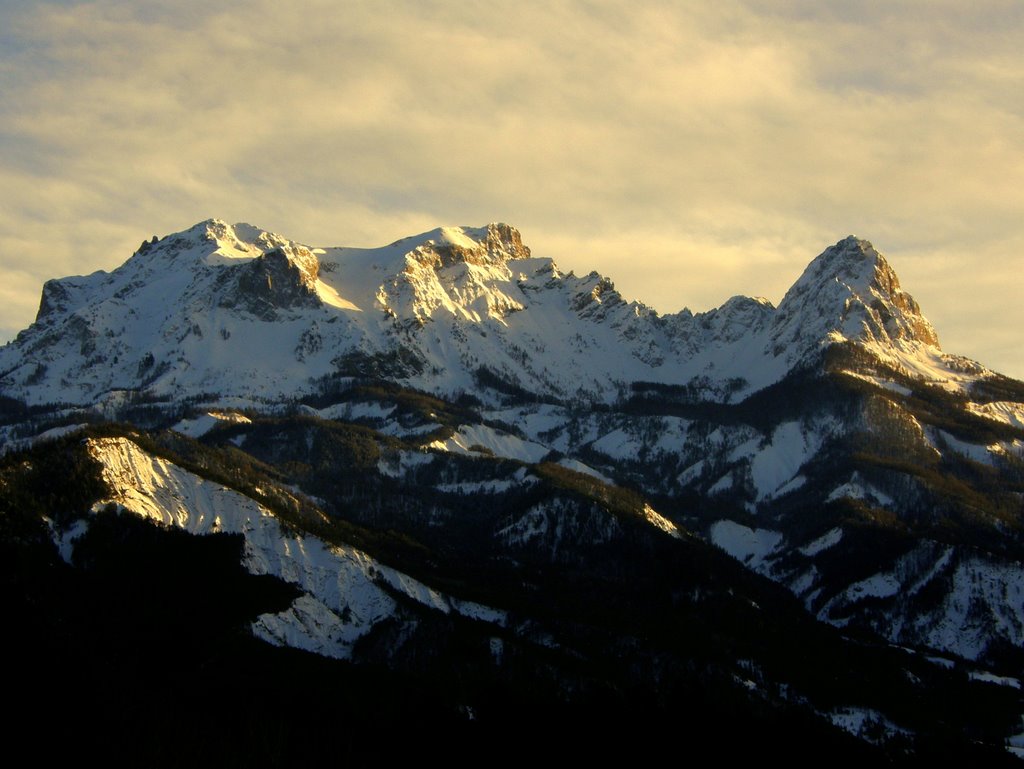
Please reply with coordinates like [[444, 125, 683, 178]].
[[799, 235, 889, 293], [835, 234, 875, 252], [179, 218, 258, 251], [804, 237, 926, 320], [572, 273, 620, 311], [800, 237, 930, 326], [782, 235, 917, 310], [774, 236, 939, 352]]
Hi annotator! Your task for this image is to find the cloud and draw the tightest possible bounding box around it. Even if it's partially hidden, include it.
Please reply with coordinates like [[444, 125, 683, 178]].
[[0, 0, 1021, 377]]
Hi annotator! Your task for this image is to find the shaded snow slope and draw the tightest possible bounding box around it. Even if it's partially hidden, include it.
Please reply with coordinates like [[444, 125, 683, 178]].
[[710, 515, 1024, 663], [814, 543, 1024, 660], [710, 520, 784, 568]]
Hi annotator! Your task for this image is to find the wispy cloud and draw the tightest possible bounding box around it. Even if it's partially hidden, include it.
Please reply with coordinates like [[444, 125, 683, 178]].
[[1, 0, 1021, 376]]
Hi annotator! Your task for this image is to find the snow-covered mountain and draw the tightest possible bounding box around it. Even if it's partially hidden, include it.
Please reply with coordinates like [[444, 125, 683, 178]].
[[0, 220, 994, 410], [3, 219, 1024, 761]]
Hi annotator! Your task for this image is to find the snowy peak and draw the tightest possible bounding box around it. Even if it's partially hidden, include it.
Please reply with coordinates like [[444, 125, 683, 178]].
[[770, 236, 939, 361], [801, 235, 882, 285], [792, 236, 905, 309], [403, 223, 531, 269], [374, 223, 535, 324], [701, 295, 776, 344], [123, 220, 325, 319], [130, 219, 292, 267], [4, 220, 1001, 412], [190, 218, 310, 264]]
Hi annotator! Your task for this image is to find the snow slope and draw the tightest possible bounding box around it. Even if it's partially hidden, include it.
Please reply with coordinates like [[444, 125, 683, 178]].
[[83, 436, 505, 659], [710, 516, 1024, 663]]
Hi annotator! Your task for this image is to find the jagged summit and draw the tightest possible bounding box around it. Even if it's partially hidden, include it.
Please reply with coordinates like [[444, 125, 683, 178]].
[[770, 236, 940, 357], [131, 218, 297, 266], [397, 223, 531, 268], [0, 221, 992, 409], [795, 236, 907, 301]]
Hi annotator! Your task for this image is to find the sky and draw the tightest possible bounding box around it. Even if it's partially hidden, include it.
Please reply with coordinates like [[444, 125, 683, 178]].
[[1, 0, 1022, 379]]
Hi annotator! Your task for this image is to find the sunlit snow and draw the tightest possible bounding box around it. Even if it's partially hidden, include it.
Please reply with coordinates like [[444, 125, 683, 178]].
[[83, 436, 507, 659]]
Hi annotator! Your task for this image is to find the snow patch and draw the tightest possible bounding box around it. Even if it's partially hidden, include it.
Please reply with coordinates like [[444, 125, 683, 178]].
[[839, 370, 912, 396], [968, 670, 1021, 689], [858, 340, 989, 396], [826, 706, 910, 745], [590, 428, 640, 461], [483, 405, 566, 444], [557, 458, 611, 483], [790, 567, 818, 594], [46, 517, 90, 564], [708, 473, 734, 494], [171, 411, 252, 438], [709, 520, 783, 569], [428, 423, 549, 464], [931, 428, 1001, 466], [826, 474, 894, 506], [799, 527, 844, 556], [677, 460, 705, 487], [749, 422, 821, 501], [377, 449, 434, 478], [774, 474, 806, 497], [844, 572, 902, 600], [315, 401, 397, 422], [314, 279, 361, 312]]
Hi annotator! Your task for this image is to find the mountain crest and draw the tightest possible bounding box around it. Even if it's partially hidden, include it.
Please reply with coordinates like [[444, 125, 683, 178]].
[[194, 219, 294, 261], [4, 222, 991, 411], [769, 236, 939, 358], [404, 223, 530, 270], [803, 236, 907, 301]]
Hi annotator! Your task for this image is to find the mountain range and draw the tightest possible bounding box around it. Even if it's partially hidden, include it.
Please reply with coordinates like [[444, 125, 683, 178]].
[[2, 220, 1022, 764]]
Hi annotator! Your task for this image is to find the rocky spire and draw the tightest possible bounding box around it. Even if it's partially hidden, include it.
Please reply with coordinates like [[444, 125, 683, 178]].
[[768, 236, 939, 360]]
